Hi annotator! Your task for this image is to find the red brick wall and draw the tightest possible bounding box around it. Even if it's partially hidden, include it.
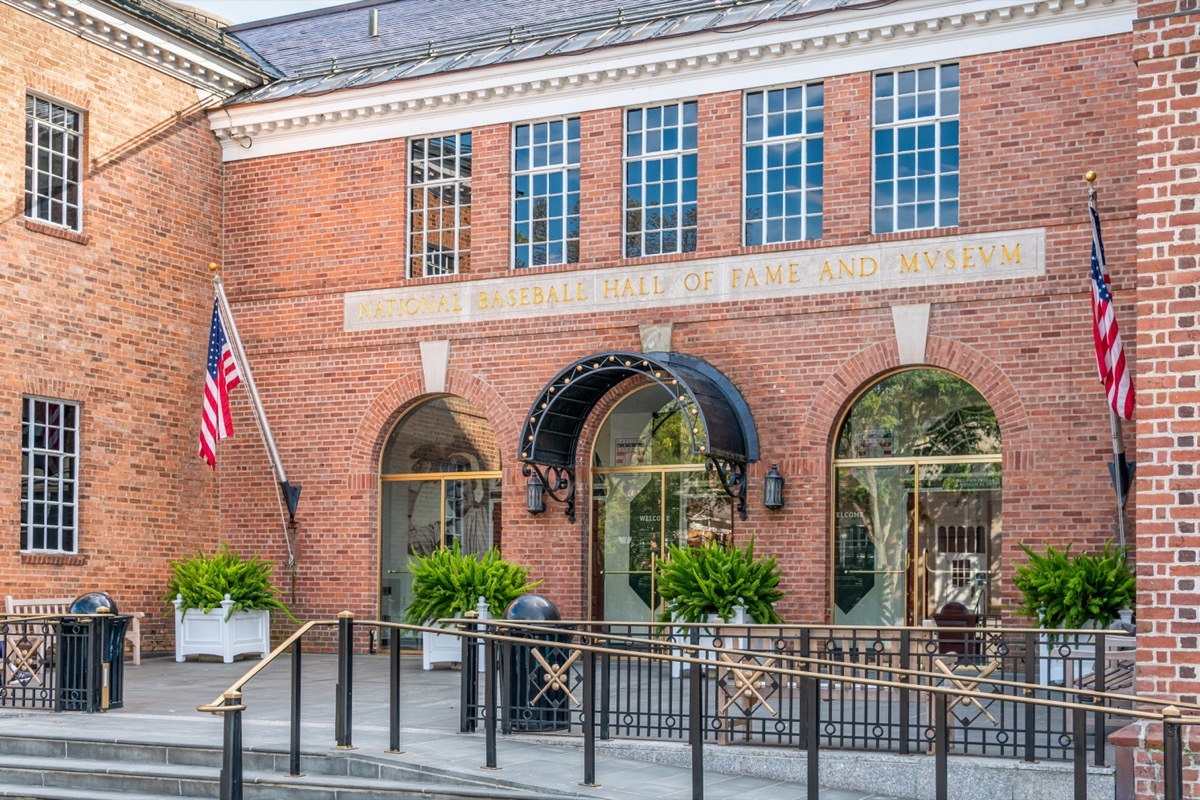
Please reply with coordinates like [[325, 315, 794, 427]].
[[219, 35, 1138, 631], [1133, 1, 1200, 796], [0, 7, 224, 651]]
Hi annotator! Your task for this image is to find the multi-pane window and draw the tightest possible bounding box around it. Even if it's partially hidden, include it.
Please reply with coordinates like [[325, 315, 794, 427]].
[[624, 101, 697, 258], [744, 84, 824, 245], [513, 118, 581, 268], [408, 132, 471, 277], [20, 397, 79, 553], [25, 95, 83, 231], [872, 63, 960, 233]]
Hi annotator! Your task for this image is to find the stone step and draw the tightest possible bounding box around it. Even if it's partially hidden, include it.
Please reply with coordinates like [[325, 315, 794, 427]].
[[0, 786, 176, 800], [0, 751, 578, 800]]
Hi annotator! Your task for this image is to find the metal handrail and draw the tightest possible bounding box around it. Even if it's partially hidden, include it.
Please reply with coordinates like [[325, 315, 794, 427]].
[[198, 616, 1193, 800]]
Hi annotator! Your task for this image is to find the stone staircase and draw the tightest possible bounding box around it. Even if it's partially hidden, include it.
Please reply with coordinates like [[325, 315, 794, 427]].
[[0, 735, 579, 800]]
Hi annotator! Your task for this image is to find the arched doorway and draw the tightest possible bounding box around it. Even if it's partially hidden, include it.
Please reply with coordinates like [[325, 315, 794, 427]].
[[379, 396, 502, 647], [591, 384, 732, 622], [831, 368, 1001, 627]]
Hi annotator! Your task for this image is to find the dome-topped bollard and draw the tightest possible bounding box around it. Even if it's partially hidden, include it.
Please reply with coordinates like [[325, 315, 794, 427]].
[[502, 594, 572, 732]]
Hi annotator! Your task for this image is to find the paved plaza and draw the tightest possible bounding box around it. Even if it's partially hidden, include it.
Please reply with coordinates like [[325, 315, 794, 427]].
[[0, 651, 909, 800]]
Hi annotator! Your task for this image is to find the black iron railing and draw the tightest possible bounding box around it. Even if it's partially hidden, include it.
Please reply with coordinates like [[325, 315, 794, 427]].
[[199, 616, 1196, 800], [462, 621, 1137, 764], [0, 613, 127, 712]]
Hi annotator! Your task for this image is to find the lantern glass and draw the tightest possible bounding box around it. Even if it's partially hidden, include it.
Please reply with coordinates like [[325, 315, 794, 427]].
[[526, 473, 546, 515], [764, 464, 784, 510]]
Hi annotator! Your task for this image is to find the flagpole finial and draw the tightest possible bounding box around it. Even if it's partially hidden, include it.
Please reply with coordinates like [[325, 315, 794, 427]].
[[208, 261, 219, 272], [1084, 170, 1097, 183]]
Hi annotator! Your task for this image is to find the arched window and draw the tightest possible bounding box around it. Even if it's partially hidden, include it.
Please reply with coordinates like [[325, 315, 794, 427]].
[[832, 369, 1001, 626], [379, 397, 501, 644]]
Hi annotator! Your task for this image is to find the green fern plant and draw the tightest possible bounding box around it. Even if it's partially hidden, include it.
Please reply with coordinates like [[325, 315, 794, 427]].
[[403, 542, 541, 626], [653, 539, 784, 623], [1013, 540, 1134, 630], [164, 543, 298, 622]]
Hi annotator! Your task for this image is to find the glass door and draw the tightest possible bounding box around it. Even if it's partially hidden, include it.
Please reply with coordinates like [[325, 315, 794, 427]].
[[593, 467, 731, 622], [590, 384, 732, 622], [833, 464, 914, 627]]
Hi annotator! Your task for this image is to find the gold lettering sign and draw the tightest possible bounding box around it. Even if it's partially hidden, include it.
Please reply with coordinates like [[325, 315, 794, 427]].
[[344, 228, 1044, 331]]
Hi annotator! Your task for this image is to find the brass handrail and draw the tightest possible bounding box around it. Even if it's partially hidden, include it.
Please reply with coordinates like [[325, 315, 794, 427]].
[[197, 616, 1194, 723]]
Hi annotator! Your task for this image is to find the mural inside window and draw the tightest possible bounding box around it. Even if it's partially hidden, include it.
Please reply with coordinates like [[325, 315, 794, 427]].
[[833, 370, 1001, 627], [379, 397, 501, 644]]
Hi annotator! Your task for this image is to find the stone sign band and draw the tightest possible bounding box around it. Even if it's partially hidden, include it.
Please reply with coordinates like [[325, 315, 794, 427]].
[[345, 228, 1044, 331]]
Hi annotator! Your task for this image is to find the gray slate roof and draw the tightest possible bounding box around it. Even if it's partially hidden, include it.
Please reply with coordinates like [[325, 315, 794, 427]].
[[225, 0, 863, 105]]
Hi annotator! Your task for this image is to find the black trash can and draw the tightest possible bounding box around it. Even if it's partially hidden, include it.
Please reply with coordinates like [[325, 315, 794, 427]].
[[59, 592, 129, 712], [503, 594, 572, 731]]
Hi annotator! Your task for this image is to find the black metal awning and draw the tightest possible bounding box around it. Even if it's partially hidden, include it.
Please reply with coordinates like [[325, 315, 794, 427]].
[[517, 351, 759, 520]]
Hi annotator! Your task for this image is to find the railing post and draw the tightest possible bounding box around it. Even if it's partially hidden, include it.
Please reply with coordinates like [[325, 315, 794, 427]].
[[287, 639, 302, 776], [54, 619, 65, 712], [1093, 631, 1106, 767], [335, 611, 355, 749], [804, 674, 819, 800], [389, 625, 403, 754], [582, 644, 597, 787], [460, 612, 477, 733], [501, 637, 513, 736], [899, 627, 911, 755], [688, 626, 704, 800], [798, 627, 811, 750], [484, 633, 499, 770], [219, 690, 244, 800], [935, 691, 948, 800], [88, 617, 104, 713], [1024, 630, 1037, 763], [1162, 706, 1183, 800], [600, 623, 611, 741], [1073, 704, 1087, 800]]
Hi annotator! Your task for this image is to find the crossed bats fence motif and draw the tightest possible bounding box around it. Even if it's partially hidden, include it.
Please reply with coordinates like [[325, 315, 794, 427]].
[[518, 634, 1012, 749]]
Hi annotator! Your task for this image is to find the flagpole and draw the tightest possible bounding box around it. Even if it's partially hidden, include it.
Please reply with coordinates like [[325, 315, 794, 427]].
[[1086, 171, 1129, 550], [211, 269, 302, 524]]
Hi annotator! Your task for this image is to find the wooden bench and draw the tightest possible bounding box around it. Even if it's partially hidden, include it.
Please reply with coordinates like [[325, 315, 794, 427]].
[[4, 596, 142, 666]]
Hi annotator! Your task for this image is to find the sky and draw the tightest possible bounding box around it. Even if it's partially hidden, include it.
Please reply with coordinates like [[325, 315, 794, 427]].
[[180, 0, 355, 25]]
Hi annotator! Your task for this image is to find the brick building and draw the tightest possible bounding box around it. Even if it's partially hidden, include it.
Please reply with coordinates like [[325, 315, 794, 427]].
[[211, 0, 1140, 631], [0, 0, 264, 649], [7, 0, 1199, 795]]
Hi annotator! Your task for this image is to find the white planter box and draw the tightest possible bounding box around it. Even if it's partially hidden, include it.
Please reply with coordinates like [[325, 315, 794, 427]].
[[173, 594, 270, 664], [422, 598, 491, 671], [1038, 623, 1098, 687], [422, 628, 462, 670], [672, 607, 753, 678]]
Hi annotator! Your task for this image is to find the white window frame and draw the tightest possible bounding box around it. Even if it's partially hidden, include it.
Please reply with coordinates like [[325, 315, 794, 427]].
[[623, 99, 699, 259], [20, 396, 80, 554], [871, 63, 960, 234], [25, 93, 84, 231], [742, 82, 825, 246], [407, 131, 471, 278], [511, 116, 581, 269]]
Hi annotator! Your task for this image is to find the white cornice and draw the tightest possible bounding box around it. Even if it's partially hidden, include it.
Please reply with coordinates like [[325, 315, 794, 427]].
[[211, 0, 1135, 161], [2, 0, 265, 95]]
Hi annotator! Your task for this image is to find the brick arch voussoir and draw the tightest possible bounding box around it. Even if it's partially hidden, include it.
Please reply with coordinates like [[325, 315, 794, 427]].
[[799, 336, 1032, 475], [441, 368, 520, 456], [348, 368, 517, 481]]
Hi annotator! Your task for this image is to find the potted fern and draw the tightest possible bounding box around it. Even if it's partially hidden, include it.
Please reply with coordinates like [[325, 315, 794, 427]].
[[1013, 540, 1135, 684], [403, 543, 540, 669], [653, 539, 784, 675], [165, 543, 297, 663]]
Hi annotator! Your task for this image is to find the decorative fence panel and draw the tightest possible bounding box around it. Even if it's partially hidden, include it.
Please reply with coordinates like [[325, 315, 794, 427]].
[[462, 621, 1134, 765]]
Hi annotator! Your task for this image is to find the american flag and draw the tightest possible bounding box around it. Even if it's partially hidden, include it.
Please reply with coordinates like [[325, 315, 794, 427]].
[[1089, 199, 1134, 421], [198, 299, 242, 467]]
